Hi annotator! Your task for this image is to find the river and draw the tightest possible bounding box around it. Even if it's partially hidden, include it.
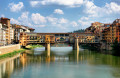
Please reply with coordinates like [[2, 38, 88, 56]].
[[0, 46, 120, 78]]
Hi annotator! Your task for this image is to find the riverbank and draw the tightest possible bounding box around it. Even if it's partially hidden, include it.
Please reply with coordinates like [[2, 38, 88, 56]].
[[0, 44, 43, 59], [0, 44, 20, 55], [0, 49, 25, 59], [81, 44, 113, 54], [80, 44, 98, 51]]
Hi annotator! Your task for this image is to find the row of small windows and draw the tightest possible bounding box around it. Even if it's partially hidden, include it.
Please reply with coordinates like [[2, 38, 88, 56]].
[[55, 34, 69, 36]]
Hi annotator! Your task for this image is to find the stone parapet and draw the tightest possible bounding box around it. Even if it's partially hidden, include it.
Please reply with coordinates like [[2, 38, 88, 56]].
[[0, 44, 20, 55]]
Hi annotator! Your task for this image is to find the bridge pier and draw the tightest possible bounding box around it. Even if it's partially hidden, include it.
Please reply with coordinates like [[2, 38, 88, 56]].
[[45, 43, 51, 57], [73, 38, 79, 51]]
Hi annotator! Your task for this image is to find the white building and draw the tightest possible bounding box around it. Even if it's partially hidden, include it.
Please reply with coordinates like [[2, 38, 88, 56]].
[[10, 26, 14, 43], [0, 23, 7, 46]]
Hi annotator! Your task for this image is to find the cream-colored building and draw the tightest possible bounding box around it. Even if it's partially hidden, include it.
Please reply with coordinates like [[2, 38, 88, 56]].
[[10, 26, 14, 43], [0, 23, 8, 46]]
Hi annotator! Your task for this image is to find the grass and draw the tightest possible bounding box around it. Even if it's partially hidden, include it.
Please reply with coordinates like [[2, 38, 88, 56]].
[[0, 49, 25, 59], [0, 45, 43, 59], [28, 45, 43, 49]]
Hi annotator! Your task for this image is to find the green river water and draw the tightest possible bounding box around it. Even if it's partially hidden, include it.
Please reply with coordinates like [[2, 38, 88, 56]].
[[0, 46, 120, 78]]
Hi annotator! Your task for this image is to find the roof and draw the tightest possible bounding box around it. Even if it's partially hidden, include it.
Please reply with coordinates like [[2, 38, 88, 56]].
[[29, 28, 35, 30], [22, 32, 94, 35], [113, 19, 120, 24], [11, 24, 35, 30], [0, 17, 10, 20]]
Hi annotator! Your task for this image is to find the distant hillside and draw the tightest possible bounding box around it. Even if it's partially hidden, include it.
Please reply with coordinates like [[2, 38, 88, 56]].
[[73, 29, 85, 33]]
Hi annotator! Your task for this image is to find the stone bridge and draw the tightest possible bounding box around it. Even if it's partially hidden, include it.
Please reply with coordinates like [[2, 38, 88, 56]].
[[19, 32, 100, 51]]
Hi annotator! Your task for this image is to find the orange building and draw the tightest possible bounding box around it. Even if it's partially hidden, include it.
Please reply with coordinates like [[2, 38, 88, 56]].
[[102, 19, 120, 43], [19, 32, 55, 46]]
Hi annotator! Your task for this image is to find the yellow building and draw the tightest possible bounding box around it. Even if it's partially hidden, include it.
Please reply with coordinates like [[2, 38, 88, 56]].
[[86, 36, 96, 43], [19, 32, 55, 46]]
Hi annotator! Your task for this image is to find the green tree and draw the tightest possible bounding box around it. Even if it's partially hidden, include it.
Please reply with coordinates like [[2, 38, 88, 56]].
[[73, 29, 85, 33]]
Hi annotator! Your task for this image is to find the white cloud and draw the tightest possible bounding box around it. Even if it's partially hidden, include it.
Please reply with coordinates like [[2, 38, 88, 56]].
[[18, 12, 31, 26], [78, 16, 94, 29], [18, 12, 29, 20], [105, 2, 120, 14], [33, 25, 46, 27], [46, 16, 70, 30], [1, 14, 5, 17], [30, 1, 40, 7], [53, 24, 67, 30], [47, 16, 68, 24], [11, 18, 20, 24], [46, 16, 58, 24], [83, 1, 100, 17], [54, 9, 64, 14], [59, 18, 68, 24], [30, 0, 84, 7], [9, 11, 72, 30], [84, 1, 120, 18], [71, 21, 78, 27], [10, 12, 47, 27], [31, 13, 46, 24], [9, 2, 24, 12], [80, 16, 89, 21], [78, 20, 90, 26]]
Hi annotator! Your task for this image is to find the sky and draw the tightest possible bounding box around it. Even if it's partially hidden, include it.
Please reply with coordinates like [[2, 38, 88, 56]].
[[0, 0, 120, 33]]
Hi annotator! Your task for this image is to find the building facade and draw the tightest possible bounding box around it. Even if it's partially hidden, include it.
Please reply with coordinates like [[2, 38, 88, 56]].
[[0, 17, 11, 44], [102, 19, 120, 43], [0, 17, 35, 46], [12, 24, 35, 43], [0, 23, 8, 46]]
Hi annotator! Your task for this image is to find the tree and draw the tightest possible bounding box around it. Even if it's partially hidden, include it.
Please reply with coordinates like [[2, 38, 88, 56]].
[[73, 29, 85, 33]]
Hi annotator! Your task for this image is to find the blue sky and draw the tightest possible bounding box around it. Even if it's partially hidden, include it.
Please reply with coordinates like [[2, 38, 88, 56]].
[[0, 0, 120, 32]]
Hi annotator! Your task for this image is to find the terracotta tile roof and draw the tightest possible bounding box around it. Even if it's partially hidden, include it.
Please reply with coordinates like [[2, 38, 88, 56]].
[[1, 17, 10, 20]]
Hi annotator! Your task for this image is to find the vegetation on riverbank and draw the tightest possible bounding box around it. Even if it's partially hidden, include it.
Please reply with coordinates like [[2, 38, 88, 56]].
[[0, 49, 25, 59], [27, 45, 43, 49], [0, 45, 43, 59]]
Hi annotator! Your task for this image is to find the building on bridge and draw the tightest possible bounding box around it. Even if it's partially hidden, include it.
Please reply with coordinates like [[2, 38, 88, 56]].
[[19, 32, 56, 46], [19, 32, 100, 47], [69, 33, 99, 44]]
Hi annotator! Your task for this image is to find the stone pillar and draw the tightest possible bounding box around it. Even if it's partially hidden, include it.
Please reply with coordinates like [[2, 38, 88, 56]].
[[45, 43, 51, 57], [73, 38, 79, 51]]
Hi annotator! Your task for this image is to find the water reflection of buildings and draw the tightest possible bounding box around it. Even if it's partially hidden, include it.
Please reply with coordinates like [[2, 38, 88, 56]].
[[0, 54, 20, 78], [0, 49, 120, 78]]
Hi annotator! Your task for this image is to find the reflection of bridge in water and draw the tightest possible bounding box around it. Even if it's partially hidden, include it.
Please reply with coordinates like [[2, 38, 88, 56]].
[[25, 47, 81, 63], [0, 48, 120, 78]]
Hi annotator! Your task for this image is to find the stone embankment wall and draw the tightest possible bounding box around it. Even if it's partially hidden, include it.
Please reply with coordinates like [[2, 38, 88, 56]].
[[100, 42, 112, 50], [0, 44, 20, 55]]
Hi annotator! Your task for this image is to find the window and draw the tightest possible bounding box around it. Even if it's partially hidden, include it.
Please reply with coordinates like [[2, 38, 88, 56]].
[[60, 34, 64, 36], [65, 34, 69, 36], [55, 34, 59, 36]]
